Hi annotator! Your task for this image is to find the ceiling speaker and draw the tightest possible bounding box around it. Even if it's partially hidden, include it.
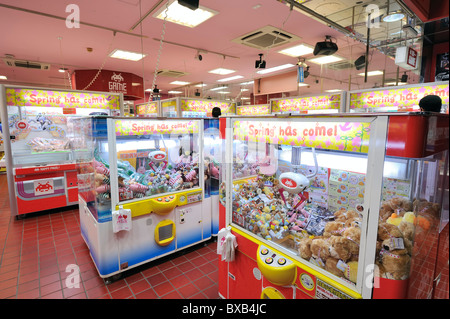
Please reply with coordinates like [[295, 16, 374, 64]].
[[354, 55, 366, 70], [178, 0, 199, 10]]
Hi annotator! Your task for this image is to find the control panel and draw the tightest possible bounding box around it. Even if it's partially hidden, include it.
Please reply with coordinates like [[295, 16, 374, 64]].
[[256, 244, 296, 286]]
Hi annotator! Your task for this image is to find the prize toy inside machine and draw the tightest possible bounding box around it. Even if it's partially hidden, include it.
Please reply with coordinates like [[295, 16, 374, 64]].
[[219, 113, 449, 299], [72, 116, 211, 281], [347, 81, 449, 113], [0, 85, 122, 218], [270, 92, 346, 115]]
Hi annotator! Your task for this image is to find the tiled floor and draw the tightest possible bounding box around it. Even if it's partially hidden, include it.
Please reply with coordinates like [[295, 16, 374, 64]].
[[0, 174, 219, 299]]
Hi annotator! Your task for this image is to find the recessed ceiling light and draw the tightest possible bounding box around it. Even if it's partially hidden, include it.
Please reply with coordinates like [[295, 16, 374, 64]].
[[358, 70, 384, 76], [217, 75, 244, 82], [168, 90, 183, 94], [256, 64, 295, 74], [240, 80, 254, 85], [308, 55, 343, 64], [109, 49, 146, 61], [278, 44, 314, 57], [170, 81, 191, 85], [194, 83, 207, 87], [58, 68, 68, 73], [298, 83, 309, 87], [325, 89, 343, 92], [216, 91, 230, 94], [208, 68, 235, 75], [154, 0, 218, 28], [0, 75, 7, 80]]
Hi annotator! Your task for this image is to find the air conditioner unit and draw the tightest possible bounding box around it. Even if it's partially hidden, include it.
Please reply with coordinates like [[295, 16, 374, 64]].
[[232, 25, 300, 50], [2, 58, 51, 70]]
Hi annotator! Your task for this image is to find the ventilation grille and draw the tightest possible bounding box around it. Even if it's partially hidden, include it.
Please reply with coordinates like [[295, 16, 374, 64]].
[[327, 60, 355, 70], [3, 58, 50, 70], [232, 25, 300, 49], [157, 69, 188, 77]]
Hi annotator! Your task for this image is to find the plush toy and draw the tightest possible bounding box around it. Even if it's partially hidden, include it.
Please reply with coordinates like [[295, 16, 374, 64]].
[[328, 236, 352, 262], [379, 197, 413, 222], [298, 237, 313, 260], [323, 221, 346, 237], [334, 208, 360, 223], [377, 222, 403, 241], [342, 227, 361, 257], [325, 257, 344, 277], [398, 220, 415, 242], [310, 238, 331, 263], [379, 248, 411, 280]]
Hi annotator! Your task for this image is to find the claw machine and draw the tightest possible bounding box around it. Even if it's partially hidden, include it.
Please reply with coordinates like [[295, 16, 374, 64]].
[[71, 116, 211, 280], [270, 92, 346, 114], [218, 112, 448, 299], [0, 85, 123, 218]]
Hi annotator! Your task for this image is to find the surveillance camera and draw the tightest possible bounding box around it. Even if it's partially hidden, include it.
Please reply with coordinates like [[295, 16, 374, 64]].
[[198, 54, 202, 61]]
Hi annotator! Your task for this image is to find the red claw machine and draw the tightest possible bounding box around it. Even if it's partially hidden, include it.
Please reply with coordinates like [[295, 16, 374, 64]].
[[218, 112, 448, 299], [0, 85, 123, 218]]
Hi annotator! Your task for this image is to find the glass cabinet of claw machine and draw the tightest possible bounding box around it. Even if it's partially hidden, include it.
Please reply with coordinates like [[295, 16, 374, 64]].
[[220, 113, 448, 299], [0, 85, 122, 217], [71, 116, 210, 279]]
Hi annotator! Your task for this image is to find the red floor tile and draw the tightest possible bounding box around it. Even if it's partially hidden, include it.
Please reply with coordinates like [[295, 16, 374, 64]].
[[0, 175, 221, 299]]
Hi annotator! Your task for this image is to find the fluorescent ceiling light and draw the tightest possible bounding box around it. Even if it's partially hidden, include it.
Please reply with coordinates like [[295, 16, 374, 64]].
[[383, 11, 405, 23], [385, 82, 407, 86], [241, 97, 250, 100], [194, 83, 207, 87], [278, 44, 314, 57], [358, 70, 384, 76], [241, 88, 249, 92], [210, 86, 228, 91], [217, 75, 244, 82], [168, 90, 183, 94], [257, 64, 295, 74], [216, 91, 230, 94], [0, 75, 7, 80], [240, 80, 254, 85], [325, 89, 342, 92], [109, 49, 146, 61], [298, 83, 309, 87], [154, 1, 218, 28], [208, 68, 235, 75], [170, 80, 191, 85], [145, 88, 162, 92], [308, 55, 343, 64]]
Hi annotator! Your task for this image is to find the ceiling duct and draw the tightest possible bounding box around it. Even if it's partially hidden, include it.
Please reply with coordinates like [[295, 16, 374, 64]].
[[232, 25, 300, 50], [156, 69, 189, 77], [3, 58, 50, 70]]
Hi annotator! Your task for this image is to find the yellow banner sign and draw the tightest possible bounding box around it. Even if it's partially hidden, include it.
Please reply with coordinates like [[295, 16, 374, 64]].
[[271, 94, 341, 113], [115, 119, 199, 136], [233, 120, 371, 153]]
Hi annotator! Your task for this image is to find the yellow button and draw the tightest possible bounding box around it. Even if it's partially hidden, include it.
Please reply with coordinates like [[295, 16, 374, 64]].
[[261, 249, 269, 255], [278, 258, 286, 265], [265, 257, 273, 264]]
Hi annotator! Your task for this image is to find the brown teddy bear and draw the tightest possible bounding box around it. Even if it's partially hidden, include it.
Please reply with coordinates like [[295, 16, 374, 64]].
[[328, 236, 352, 262], [323, 221, 346, 237], [334, 208, 360, 223], [377, 222, 403, 241], [379, 248, 411, 280], [342, 227, 361, 257], [325, 257, 344, 278], [398, 220, 415, 242], [298, 237, 313, 260], [310, 238, 331, 263]]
